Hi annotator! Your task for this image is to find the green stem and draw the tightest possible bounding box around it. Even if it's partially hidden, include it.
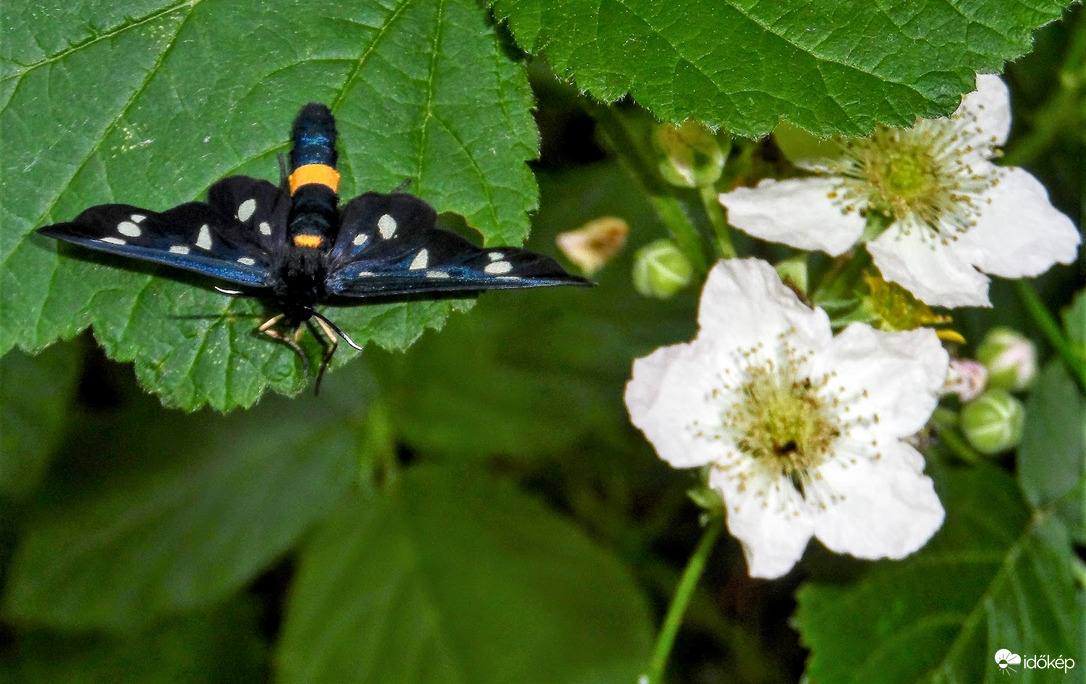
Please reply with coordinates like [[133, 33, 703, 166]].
[[358, 396, 399, 491], [810, 251, 871, 309], [1002, 16, 1086, 167], [590, 104, 709, 276], [1015, 280, 1086, 393], [699, 184, 736, 259], [647, 195, 710, 276], [642, 516, 724, 684], [1001, 84, 1083, 167], [931, 406, 983, 464]]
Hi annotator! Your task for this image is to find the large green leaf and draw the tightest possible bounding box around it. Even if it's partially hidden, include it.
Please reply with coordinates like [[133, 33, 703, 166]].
[[1, 0, 538, 410], [795, 463, 1078, 684], [0, 370, 370, 631], [491, 0, 1070, 137], [276, 465, 653, 683]]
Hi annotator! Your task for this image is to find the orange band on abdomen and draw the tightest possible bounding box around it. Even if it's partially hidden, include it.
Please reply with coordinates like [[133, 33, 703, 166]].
[[293, 234, 324, 248], [289, 164, 341, 194]]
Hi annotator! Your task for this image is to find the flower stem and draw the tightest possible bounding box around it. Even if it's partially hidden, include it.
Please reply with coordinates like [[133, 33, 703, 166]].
[[590, 104, 709, 276], [930, 406, 983, 464], [811, 250, 871, 310], [648, 195, 710, 276], [1015, 280, 1086, 393], [699, 184, 736, 259], [1001, 19, 1086, 167], [641, 515, 724, 684]]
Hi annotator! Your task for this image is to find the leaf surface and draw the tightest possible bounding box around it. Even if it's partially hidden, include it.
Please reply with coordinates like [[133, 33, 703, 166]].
[[796, 463, 1078, 684], [277, 465, 653, 683], [491, 0, 1070, 137]]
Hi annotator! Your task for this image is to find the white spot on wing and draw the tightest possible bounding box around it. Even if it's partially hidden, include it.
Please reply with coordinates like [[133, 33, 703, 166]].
[[237, 199, 257, 222], [488, 252, 504, 261], [259, 221, 272, 236], [196, 224, 212, 250], [237, 256, 256, 266], [427, 270, 451, 279], [377, 214, 397, 239], [100, 237, 126, 245], [484, 260, 513, 275], [117, 221, 141, 237], [352, 233, 368, 247], [169, 245, 190, 255], [130, 214, 146, 223], [409, 249, 428, 270]]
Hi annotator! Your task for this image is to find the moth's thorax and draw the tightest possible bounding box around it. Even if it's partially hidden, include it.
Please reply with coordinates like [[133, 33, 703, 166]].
[[272, 246, 328, 325], [275, 183, 340, 324]]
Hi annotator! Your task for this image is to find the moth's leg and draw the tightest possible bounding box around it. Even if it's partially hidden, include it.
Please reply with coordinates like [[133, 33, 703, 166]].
[[259, 314, 310, 378], [309, 315, 340, 396]]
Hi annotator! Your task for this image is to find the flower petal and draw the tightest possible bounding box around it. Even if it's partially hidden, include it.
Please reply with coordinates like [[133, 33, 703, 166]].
[[962, 167, 1080, 278], [709, 467, 813, 579], [811, 441, 944, 560], [719, 178, 864, 255], [867, 227, 992, 307], [816, 324, 948, 438], [697, 259, 833, 352], [625, 341, 723, 469], [962, 74, 1012, 147]]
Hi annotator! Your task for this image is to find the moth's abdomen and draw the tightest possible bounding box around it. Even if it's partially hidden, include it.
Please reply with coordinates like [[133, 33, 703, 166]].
[[288, 103, 341, 197], [291, 103, 337, 170]]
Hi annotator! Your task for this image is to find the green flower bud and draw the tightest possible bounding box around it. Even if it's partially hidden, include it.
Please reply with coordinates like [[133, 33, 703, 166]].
[[772, 122, 846, 168], [960, 389, 1025, 456], [654, 121, 724, 188], [774, 256, 808, 295], [976, 327, 1037, 392], [632, 240, 693, 299]]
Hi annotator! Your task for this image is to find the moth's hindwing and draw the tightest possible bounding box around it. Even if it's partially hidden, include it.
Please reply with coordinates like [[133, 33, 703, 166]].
[[326, 192, 589, 298], [39, 177, 290, 288]]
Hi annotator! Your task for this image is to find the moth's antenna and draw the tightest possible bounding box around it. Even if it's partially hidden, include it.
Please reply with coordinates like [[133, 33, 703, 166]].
[[277, 152, 290, 189], [311, 310, 364, 350], [391, 178, 413, 194]]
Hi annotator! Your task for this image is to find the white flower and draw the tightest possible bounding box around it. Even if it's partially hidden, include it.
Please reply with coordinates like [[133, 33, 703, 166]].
[[719, 75, 1080, 308], [625, 259, 947, 578]]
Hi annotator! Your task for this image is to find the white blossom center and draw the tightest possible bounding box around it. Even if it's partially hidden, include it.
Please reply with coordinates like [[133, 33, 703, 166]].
[[693, 333, 879, 510], [824, 108, 1001, 246]]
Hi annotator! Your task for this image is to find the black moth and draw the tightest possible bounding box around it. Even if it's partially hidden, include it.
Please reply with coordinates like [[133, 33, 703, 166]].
[[39, 104, 589, 392]]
